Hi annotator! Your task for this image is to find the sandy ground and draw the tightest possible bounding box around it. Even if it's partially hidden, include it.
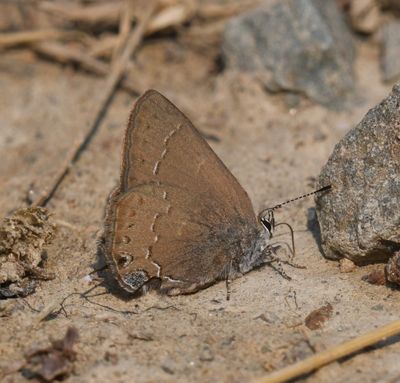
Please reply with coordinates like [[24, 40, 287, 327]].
[[1, 34, 400, 383]]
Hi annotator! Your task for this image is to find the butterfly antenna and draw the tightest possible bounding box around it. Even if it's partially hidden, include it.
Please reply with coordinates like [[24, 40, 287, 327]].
[[257, 185, 331, 259], [270, 185, 331, 211]]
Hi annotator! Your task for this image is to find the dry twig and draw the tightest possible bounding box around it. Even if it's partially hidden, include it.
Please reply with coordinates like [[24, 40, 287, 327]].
[[0, 29, 83, 49], [32, 40, 142, 94], [146, 1, 197, 35], [111, 0, 134, 62], [197, 0, 260, 19], [88, 34, 120, 58], [38, 1, 122, 26], [112, 0, 134, 62], [32, 1, 156, 207], [1, 0, 260, 56], [256, 319, 400, 383]]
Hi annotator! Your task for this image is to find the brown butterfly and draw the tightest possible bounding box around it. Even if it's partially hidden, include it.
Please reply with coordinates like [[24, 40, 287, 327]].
[[103, 90, 329, 296]]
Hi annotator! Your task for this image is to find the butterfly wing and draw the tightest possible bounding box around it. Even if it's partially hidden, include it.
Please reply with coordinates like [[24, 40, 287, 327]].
[[120, 90, 255, 221], [104, 90, 260, 294]]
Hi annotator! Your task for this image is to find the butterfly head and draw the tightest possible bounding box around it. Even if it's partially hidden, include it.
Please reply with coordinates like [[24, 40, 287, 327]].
[[258, 208, 275, 239]]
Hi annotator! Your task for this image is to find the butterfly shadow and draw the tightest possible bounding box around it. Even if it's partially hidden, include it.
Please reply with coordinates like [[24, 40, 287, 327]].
[[306, 207, 325, 256]]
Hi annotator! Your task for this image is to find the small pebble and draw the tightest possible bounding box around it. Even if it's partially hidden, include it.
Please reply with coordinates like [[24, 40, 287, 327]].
[[255, 311, 280, 324], [385, 251, 400, 286], [199, 346, 214, 362], [362, 268, 386, 285], [161, 359, 175, 375], [339, 258, 356, 273]]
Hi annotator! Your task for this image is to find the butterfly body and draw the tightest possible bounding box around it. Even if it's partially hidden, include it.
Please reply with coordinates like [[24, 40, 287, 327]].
[[103, 90, 270, 295]]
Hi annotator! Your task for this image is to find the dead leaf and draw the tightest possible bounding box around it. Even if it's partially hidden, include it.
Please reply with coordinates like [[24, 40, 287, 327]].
[[305, 303, 333, 330], [362, 268, 386, 285], [23, 327, 79, 382]]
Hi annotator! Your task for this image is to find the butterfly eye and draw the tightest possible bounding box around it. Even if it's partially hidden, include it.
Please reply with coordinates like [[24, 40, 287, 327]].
[[258, 208, 275, 236], [260, 217, 273, 235]]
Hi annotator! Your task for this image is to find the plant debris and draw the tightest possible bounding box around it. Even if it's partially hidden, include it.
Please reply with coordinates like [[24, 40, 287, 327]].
[[305, 303, 333, 330], [385, 251, 400, 285], [0, 207, 56, 298], [22, 327, 79, 382], [362, 268, 386, 286]]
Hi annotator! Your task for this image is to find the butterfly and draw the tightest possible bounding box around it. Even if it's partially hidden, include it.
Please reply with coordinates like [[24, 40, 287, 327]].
[[103, 90, 330, 296]]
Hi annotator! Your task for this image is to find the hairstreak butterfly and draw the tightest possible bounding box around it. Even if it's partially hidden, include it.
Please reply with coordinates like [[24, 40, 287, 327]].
[[103, 90, 330, 296]]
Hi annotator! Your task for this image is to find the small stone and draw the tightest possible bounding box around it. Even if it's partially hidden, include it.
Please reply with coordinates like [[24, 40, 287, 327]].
[[199, 346, 214, 362], [261, 344, 272, 354], [161, 359, 175, 375], [0, 300, 17, 317], [0, 279, 37, 298], [104, 351, 118, 365], [222, 0, 355, 108], [316, 84, 400, 263], [339, 258, 356, 273], [382, 0, 400, 12], [381, 21, 400, 83], [255, 311, 280, 324], [385, 251, 400, 285], [349, 0, 381, 34], [220, 336, 235, 347]]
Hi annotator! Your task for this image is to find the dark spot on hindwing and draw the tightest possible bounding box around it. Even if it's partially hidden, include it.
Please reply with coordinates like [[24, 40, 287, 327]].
[[122, 270, 149, 290]]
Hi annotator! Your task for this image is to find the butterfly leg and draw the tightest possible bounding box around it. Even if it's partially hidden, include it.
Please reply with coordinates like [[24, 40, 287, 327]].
[[262, 246, 291, 280], [274, 222, 296, 260], [268, 241, 306, 269], [225, 258, 233, 301], [263, 243, 305, 280]]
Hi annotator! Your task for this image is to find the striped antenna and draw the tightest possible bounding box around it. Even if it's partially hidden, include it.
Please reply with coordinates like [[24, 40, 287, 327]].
[[270, 185, 331, 211]]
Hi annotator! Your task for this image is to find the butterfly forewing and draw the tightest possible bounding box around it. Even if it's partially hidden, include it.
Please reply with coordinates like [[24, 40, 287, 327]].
[[120, 90, 255, 221]]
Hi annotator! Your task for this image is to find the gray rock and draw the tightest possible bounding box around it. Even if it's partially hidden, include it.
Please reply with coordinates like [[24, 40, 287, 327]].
[[381, 21, 400, 83], [316, 84, 400, 263], [382, 0, 400, 12], [222, 0, 355, 108]]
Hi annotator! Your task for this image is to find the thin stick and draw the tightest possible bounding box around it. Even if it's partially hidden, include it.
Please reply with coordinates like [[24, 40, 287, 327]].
[[256, 319, 400, 383], [32, 1, 156, 207], [104, 1, 155, 98], [33, 41, 143, 95], [32, 135, 82, 207], [38, 1, 122, 26], [88, 2, 197, 60], [38, 0, 259, 29], [197, 0, 260, 19], [39, 0, 190, 30], [146, 2, 197, 35], [112, 0, 134, 62], [88, 35, 119, 58], [0, 29, 82, 49]]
